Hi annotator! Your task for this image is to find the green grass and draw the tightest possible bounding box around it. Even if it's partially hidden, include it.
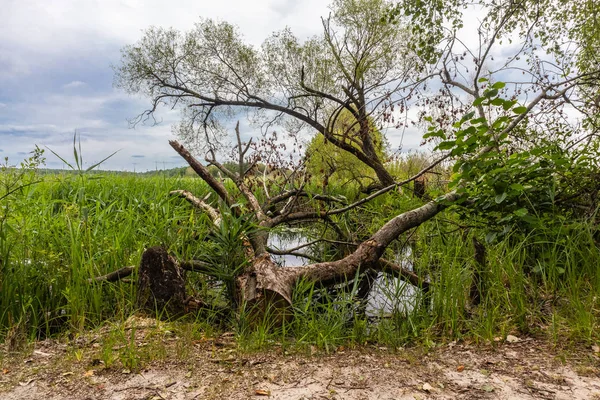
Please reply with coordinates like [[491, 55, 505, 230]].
[[0, 172, 211, 341], [1, 168, 598, 360]]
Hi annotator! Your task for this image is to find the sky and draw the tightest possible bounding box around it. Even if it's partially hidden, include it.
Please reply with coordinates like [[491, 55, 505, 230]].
[[0, 0, 538, 172], [1, 0, 340, 171]]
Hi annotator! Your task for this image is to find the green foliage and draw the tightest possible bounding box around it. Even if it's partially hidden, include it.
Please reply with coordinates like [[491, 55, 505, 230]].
[[425, 83, 600, 241], [388, 0, 600, 72], [305, 110, 388, 188], [0, 148, 46, 345], [0, 172, 210, 340], [193, 212, 258, 308], [139, 167, 190, 178], [385, 0, 463, 64], [0, 147, 45, 202]]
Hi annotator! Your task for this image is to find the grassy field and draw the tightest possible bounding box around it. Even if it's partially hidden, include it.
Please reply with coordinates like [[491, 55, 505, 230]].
[[1, 167, 598, 357], [0, 172, 210, 340]]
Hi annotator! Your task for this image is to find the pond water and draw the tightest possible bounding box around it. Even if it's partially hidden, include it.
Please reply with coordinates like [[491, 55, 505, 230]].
[[268, 230, 419, 317], [269, 230, 312, 267]]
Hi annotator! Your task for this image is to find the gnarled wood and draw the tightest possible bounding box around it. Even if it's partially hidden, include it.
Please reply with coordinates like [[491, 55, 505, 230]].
[[136, 247, 187, 316]]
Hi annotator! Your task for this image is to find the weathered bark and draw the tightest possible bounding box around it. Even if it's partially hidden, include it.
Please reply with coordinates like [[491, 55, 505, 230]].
[[136, 247, 187, 316], [235, 247, 378, 322], [469, 237, 487, 306], [169, 141, 236, 210]]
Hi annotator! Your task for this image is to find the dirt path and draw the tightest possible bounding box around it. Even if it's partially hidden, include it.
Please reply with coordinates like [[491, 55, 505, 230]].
[[1, 333, 599, 399]]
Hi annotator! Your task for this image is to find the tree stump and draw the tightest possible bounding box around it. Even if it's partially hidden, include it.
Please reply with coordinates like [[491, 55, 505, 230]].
[[136, 246, 187, 316]]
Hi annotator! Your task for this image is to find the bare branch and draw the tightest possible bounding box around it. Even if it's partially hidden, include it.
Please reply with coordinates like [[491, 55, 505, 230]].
[[270, 153, 450, 226], [88, 266, 135, 283], [170, 190, 222, 226], [169, 140, 236, 211], [266, 247, 322, 263]]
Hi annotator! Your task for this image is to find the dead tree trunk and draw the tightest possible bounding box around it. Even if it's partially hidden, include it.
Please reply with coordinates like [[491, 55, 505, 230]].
[[163, 138, 460, 323], [233, 190, 459, 321], [94, 137, 456, 324], [136, 247, 187, 316], [469, 237, 487, 306]]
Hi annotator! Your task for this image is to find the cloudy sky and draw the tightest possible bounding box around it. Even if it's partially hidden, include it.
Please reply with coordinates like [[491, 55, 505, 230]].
[[2, 0, 343, 171], [3, 0, 538, 172]]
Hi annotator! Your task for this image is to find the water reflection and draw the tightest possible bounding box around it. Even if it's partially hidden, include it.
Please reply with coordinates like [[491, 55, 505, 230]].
[[268, 231, 419, 316], [269, 230, 311, 266]]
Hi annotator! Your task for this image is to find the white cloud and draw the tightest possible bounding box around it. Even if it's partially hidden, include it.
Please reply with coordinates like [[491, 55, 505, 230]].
[[2, 0, 330, 57], [0, 123, 60, 133], [2, 0, 565, 171], [0, 0, 333, 171], [62, 80, 86, 90]]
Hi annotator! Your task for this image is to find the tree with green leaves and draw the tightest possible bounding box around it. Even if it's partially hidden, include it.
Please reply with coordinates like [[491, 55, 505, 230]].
[[305, 109, 388, 193], [389, 0, 600, 234], [114, 0, 421, 188], [112, 0, 600, 320]]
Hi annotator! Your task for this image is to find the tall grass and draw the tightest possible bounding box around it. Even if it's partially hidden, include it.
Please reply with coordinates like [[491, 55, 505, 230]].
[[236, 209, 600, 351], [0, 172, 209, 341], [1, 166, 598, 352]]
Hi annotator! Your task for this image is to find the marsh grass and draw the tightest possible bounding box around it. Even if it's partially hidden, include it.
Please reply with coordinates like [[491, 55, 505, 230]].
[[267, 214, 598, 352], [1, 167, 598, 364], [0, 172, 210, 340]]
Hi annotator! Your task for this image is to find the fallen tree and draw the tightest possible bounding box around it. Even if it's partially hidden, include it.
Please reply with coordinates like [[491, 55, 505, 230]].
[[142, 128, 444, 318], [107, 0, 600, 322]]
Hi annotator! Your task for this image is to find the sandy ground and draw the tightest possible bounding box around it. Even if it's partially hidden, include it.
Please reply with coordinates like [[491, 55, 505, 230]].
[[1, 326, 599, 400]]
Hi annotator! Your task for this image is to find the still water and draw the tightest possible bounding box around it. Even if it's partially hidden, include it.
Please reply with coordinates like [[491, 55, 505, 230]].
[[269, 230, 419, 316]]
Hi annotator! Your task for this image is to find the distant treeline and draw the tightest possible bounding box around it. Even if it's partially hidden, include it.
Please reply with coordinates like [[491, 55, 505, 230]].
[[34, 163, 272, 178], [34, 167, 190, 177]]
